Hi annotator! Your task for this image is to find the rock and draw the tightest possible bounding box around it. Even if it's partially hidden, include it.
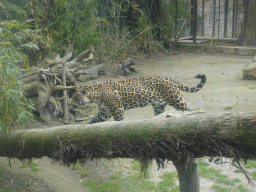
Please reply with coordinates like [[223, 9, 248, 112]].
[[97, 63, 105, 75], [117, 57, 136, 76], [243, 62, 256, 80], [78, 65, 98, 82]]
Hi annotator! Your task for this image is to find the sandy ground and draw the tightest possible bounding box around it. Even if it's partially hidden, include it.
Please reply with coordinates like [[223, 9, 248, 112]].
[[1, 51, 255, 191]]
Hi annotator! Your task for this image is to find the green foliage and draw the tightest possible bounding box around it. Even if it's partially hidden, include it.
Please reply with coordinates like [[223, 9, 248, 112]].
[[0, 1, 47, 66], [224, 106, 232, 110], [157, 172, 178, 191], [48, 0, 99, 56], [19, 159, 41, 173], [0, 21, 35, 134], [160, 0, 191, 47], [0, 0, 28, 21], [237, 184, 249, 192], [211, 184, 232, 192], [251, 171, 256, 180], [1, 0, 192, 64], [70, 162, 88, 177], [198, 159, 249, 192], [244, 159, 256, 169], [83, 178, 122, 192]]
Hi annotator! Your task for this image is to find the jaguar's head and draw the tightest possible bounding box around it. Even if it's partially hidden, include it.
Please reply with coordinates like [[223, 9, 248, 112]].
[[70, 87, 90, 109], [70, 85, 100, 109]]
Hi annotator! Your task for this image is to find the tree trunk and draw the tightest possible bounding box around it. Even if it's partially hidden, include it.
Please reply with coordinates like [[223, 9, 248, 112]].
[[1, 111, 256, 160], [173, 158, 200, 192], [1, 110, 256, 191]]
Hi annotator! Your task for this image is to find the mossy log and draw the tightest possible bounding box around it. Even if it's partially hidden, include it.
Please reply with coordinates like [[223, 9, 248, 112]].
[[2, 111, 256, 192], [1, 111, 256, 162]]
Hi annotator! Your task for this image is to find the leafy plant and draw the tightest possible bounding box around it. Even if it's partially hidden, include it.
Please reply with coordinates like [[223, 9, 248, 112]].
[[70, 162, 88, 177], [0, 21, 35, 134], [160, 0, 191, 47], [224, 106, 232, 110], [19, 159, 41, 173]]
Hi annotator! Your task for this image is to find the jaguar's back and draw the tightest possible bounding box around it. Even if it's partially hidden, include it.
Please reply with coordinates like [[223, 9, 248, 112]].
[[71, 74, 206, 124]]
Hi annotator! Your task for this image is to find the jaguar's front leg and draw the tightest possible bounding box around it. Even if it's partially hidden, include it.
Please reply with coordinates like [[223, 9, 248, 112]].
[[89, 111, 112, 124], [89, 103, 112, 124]]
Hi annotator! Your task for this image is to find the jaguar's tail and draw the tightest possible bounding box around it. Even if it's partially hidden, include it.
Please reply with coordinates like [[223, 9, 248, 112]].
[[179, 74, 207, 93]]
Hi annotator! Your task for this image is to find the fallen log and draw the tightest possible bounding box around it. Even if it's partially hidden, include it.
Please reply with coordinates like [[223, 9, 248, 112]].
[[1, 111, 256, 161], [2, 110, 256, 192]]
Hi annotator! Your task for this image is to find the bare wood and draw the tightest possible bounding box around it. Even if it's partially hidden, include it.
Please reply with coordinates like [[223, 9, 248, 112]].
[[62, 61, 69, 124], [173, 158, 200, 192], [18, 45, 93, 123]]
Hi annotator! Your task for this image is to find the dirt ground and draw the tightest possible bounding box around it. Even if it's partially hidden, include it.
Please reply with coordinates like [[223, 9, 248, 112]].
[[1, 51, 256, 191]]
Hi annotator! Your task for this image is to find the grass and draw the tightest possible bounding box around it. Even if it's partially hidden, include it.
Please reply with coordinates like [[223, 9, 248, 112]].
[[70, 162, 88, 177], [80, 158, 255, 192], [83, 178, 122, 192], [198, 158, 248, 192], [237, 184, 249, 192], [0, 164, 37, 192], [211, 184, 232, 192], [252, 171, 256, 179], [157, 172, 178, 191], [215, 175, 240, 185], [19, 159, 41, 173], [224, 106, 232, 110], [82, 160, 179, 192], [250, 86, 255, 89], [243, 160, 256, 169]]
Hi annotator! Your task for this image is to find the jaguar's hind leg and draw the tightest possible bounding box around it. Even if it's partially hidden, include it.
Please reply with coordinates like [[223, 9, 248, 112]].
[[111, 106, 125, 121], [166, 91, 189, 111]]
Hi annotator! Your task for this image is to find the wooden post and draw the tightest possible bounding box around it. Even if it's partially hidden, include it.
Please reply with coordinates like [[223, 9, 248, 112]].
[[212, 0, 216, 37], [218, 0, 221, 39], [224, 0, 229, 38], [175, 0, 178, 40], [232, 0, 236, 38], [62, 62, 69, 124], [242, 0, 250, 45], [192, 0, 197, 43], [201, 0, 205, 37], [173, 158, 200, 192]]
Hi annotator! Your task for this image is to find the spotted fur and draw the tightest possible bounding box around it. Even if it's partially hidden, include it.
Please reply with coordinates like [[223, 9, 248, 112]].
[[71, 74, 206, 124]]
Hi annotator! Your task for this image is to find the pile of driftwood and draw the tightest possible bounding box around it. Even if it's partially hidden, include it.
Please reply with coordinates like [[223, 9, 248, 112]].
[[18, 44, 94, 123], [18, 44, 137, 124]]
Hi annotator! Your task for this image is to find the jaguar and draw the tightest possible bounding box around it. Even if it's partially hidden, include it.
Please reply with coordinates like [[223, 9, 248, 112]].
[[70, 74, 206, 124]]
